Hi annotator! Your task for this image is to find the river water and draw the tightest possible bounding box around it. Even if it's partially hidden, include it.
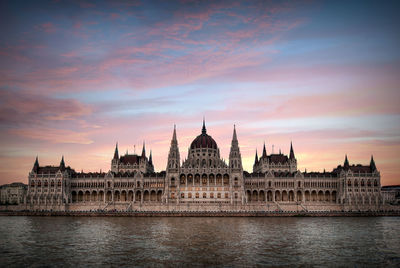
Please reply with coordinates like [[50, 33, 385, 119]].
[[0, 216, 399, 267]]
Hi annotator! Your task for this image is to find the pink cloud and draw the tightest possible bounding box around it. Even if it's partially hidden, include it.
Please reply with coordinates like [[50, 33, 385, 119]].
[[0, 89, 92, 125]]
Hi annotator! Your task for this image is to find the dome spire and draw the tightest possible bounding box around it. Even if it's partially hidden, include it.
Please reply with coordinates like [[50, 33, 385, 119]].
[[202, 117, 207, 134]]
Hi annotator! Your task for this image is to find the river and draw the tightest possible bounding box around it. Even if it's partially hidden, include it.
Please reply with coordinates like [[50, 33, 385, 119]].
[[0, 216, 399, 267]]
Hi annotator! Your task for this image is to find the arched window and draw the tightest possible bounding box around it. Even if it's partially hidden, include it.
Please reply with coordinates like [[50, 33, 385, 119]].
[[374, 180, 378, 186], [234, 177, 238, 186], [51, 181, 54, 187], [203, 192, 207, 198], [217, 193, 221, 198], [195, 192, 199, 198], [180, 174, 186, 184], [348, 180, 352, 187], [181, 193, 184, 198], [188, 193, 192, 198], [31, 180, 35, 187], [210, 193, 214, 198], [171, 178, 175, 186], [44, 181, 48, 187]]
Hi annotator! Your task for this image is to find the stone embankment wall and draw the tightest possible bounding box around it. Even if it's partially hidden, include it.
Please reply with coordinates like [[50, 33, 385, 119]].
[[1, 202, 399, 215], [1, 211, 400, 217]]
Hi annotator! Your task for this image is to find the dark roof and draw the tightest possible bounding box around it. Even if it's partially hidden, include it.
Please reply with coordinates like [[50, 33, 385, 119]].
[[258, 153, 289, 164], [119, 154, 143, 165], [333, 164, 374, 174], [36, 166, 74, 174], [269, 154, 289, 164]]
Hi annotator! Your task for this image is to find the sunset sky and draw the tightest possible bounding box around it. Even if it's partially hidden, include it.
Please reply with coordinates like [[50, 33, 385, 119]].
[[0, 0, 399, 186]]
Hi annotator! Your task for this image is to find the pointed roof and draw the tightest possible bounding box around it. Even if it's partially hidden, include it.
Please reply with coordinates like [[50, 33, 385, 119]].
[[370, 155, 376, 171], [344, 154, 349, 169], [289, 141, 295, 159], [172, 124, 177, 142], [113, 142, 119, 160], [32, 156, 39, 172], [232, 124, 237, 141], [149, 150, 153, 165], [141, 141, 146, 158], [254, 149, 259, 165], [202, 117, 207, 135], [60, 155, 65, 170], [262, 142, 267, 158]]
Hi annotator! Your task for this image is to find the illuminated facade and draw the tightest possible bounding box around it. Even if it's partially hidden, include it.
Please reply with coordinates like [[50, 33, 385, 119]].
[[24, 121, 383, 212]]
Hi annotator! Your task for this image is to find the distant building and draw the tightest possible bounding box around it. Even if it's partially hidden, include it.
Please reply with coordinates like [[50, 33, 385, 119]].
[[0, 182, 27, 205], [23, 120, 384, 212], [381, 186, 400, 205]]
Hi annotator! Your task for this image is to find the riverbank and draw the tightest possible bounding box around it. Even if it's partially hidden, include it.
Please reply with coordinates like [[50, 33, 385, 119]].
[[1, 210, 399, 217]]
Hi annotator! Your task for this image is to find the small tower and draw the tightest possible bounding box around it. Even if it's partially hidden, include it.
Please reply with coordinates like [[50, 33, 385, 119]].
[[166, 125, 180, 204], [289, 141, 295, 159], [344, 155, 350, 170], [229, 125, 242, 170], [141, 141, 146, 158], [32, 156, 39, 173], [167, 125, 180, 171], [149, 150, 153, 166], [254, 149, 259, 165], [289, 141, 297, 172], [262, 142, 267, 158], [370, 155, 377, 172], [228, 125, 244, 204], [60, 155, 65, 171], [111, 143, 119, 172], [113, 142, 119, 160]]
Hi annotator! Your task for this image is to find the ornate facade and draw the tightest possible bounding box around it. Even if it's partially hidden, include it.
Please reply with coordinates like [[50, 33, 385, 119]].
[[24, 121, 383, 212]]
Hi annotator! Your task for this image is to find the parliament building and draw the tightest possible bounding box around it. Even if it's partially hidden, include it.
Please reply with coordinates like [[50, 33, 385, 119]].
[[25, 121, 383, 212]]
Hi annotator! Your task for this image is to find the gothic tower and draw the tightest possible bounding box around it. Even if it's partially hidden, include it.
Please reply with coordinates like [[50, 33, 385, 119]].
[[165, 125, 180, 203], [229, 125, 244, 204]]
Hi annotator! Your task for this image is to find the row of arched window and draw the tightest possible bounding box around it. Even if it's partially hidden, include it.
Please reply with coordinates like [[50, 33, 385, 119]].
[[179, 192, 230, 199], [30, 180, 61, 187], [348, 179, 378, 187]]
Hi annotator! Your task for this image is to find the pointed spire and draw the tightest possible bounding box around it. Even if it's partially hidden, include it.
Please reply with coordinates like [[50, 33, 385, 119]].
[[202, 117, 207, 134], [141, 141, 146, 158], [32, 156, 39, 172], [172, 124, 177, 142], [344, 154, 349, 169], [60, 155, 65, 170], [370, 155, 376, 171], [232, 124, 237, 141], [149, 150, 153, 165], [113, 142, 119, 160], [254, 149, 259, 165], [289, 141, 295, 159], [262, 142, 267, 158]]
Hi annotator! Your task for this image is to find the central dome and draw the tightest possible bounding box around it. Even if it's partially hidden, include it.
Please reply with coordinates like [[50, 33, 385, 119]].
[[190, 120, 218, 150]]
